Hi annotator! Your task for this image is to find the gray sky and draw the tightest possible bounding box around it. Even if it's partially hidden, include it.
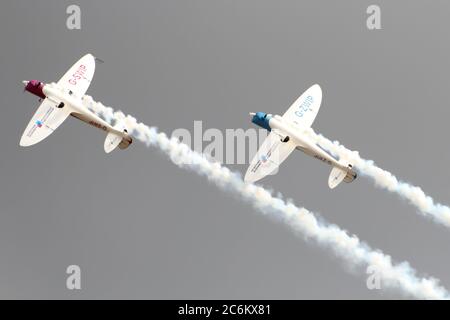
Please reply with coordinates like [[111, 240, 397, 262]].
[[1, 0, 450, 299]]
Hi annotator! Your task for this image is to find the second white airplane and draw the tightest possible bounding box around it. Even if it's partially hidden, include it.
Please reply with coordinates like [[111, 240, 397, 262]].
[[245, 84, 357, 189]]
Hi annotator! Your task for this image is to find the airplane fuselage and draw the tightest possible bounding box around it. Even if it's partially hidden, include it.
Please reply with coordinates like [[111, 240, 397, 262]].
[[42, 83, 126, 138]]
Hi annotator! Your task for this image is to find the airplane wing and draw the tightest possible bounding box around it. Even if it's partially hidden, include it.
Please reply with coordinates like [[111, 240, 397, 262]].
[[282, 84, 322, 128], [19, 98, 72, 147], [244, 130, 297, 183], [56, 53, 96, 97]]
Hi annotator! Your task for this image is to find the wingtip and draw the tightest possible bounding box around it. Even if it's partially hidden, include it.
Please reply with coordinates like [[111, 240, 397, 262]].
[[84, 53, 103, 64], [312, 83, 322, 94], [19, 137, 30, 147]]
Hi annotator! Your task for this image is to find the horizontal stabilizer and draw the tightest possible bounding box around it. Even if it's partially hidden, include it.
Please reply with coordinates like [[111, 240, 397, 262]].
[[328, 166, 347, 189], [104, 120, 133, 153], [328, 165, 357, 189], [104, 131, 122, 153]]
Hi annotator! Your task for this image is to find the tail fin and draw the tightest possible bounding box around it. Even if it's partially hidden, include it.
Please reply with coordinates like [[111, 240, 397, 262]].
[[328, 165, 357, 189]]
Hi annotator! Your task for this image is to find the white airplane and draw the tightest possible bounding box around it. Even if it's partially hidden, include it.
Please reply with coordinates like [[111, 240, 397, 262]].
[[20, 53, 132, 153], [245, 84, 357, 189]]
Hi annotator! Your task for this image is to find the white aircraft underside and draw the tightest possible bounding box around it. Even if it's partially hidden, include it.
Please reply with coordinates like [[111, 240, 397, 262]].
[[20, 53, 132, 153], [245, 84, 357, 189]]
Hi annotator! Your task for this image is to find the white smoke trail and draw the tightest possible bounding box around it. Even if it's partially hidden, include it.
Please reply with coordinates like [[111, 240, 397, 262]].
[[305, 129, 450, 228], [81, 95, 449, 299]]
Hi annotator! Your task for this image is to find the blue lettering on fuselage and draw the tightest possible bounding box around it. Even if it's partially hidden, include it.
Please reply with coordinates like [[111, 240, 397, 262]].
[[294, 96, 314, 118]]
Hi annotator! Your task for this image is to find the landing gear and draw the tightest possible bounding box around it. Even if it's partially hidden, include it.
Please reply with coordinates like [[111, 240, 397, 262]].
[[57, 102, 65, 109], [281, 136, 290, 143]]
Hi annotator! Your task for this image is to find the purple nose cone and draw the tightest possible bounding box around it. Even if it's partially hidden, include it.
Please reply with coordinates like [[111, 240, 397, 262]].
[[24, 80, 46, 99]]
